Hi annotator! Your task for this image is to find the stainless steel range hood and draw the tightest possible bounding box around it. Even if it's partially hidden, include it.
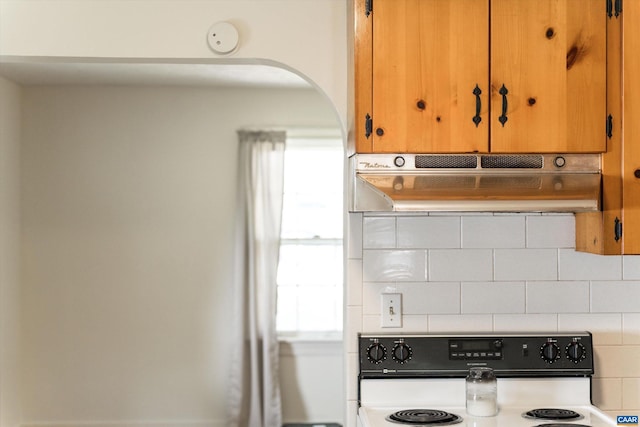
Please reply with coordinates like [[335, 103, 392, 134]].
[[350, 153, 601, 213]]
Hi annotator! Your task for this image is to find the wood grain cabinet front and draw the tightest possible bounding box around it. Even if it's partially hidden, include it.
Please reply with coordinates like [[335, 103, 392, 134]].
[[576, 0, 638, 255], [356, 0, 607, 154]]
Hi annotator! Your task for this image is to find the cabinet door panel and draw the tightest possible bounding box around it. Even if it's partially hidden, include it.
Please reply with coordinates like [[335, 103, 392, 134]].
[[372, 0, 489, 153], [623, 0, 640, 254], [490, 0, 606, 153]]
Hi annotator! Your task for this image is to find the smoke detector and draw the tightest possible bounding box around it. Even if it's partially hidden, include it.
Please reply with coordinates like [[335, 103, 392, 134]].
[[207, 22, 239, 54]]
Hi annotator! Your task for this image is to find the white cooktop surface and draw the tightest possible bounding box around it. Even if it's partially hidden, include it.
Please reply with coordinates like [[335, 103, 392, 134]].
[[358, 378, 616, 427], [358, 405, 616, 427]]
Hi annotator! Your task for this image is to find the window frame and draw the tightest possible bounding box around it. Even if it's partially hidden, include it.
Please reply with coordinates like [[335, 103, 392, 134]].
[[275, 128, 344, 340]]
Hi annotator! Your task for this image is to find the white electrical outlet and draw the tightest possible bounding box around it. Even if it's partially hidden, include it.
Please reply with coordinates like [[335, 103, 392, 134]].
[[381, 293, 402, 328]]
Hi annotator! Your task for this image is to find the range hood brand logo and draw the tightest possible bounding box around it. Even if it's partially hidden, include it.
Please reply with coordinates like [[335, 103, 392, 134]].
[[359, 161, 391, 169], [618, 415, 639, 425]]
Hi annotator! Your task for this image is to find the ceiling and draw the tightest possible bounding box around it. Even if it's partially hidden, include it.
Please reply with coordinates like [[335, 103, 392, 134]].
[[0, 60, 313, 89]]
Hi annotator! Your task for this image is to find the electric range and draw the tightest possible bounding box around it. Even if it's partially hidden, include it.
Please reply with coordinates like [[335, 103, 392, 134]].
[[357, 333, 616, 427]]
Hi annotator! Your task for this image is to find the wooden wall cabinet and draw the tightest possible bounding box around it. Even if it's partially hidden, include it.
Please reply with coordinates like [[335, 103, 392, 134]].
[[354, 0, 639, 255], [576, 0, 639, 255], [355, 0, 607, 154]]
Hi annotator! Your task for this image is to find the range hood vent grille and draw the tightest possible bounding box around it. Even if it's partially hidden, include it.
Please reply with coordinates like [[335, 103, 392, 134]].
[[414, 154, 545, 170], [416, 155, 477, 169], [481, 154, 543, 169]]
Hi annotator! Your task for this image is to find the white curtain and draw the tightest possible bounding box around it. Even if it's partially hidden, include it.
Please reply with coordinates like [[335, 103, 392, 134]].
[[228, 130, 286, 427]]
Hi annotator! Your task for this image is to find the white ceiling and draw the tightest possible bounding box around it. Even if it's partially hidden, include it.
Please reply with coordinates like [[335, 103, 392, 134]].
[[0, 60, 313, 89]]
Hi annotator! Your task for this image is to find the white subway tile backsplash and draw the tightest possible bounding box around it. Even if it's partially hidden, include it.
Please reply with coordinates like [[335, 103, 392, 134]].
[[494, 249, 558, 280], [362, 314, 429, 333], [591, 281, 640, 313], [493, 314, 558, 331], [347, 259, 363, 306], [526, 214, 575, 248], [397, 216, 461, 248], [461, 281, 525, 314], [407, 282, 460, 314], [594, 345, 640, 377], [362, 314, 383, 333], [623, 255, 640, 279], [362, 249, 426, 282], [346, 305, 363, 353], [623, 378, 640, 410], [559, 249, 622, 280], [398, 315, 429, 332], [623, 314, 640, 344], [348, 213, 363, 259], [362, 282, 460, 315], [526, 281, 589, 313], [360, 314, 387, 332], [362, 282, 396, 315], [429, 249, 493, 281], [461, 215, 525, 248], [350, 213, 640, 414], [558, 314, 622, 345], [363, 216, 396, 248], [592, 378, 622, 410], [428, 314, 493, 332]]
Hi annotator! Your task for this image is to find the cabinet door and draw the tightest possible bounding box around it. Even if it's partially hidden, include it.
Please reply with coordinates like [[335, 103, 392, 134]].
[[622, 0, 640, 254], [372, 0, 489, 153], [490, 0, 606, 153]]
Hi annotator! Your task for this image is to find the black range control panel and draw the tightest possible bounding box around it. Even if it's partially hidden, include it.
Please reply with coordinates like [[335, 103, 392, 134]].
[[449, 338, 504, 360], [359, 332, 594, 379]]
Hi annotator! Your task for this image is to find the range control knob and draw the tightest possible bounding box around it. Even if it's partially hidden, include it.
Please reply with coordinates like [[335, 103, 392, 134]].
[[566, 341, 586, 363], [392, 341, 412, 364], [493, 339, 504, 350], [366, 342, 387, 364], [540, 341, 561, 363]]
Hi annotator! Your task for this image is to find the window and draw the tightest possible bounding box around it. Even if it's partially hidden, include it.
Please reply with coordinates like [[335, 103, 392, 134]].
[[276, 130, 343, 334]]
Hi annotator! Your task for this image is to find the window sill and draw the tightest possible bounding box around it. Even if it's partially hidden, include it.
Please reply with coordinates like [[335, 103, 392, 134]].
[[278, 331, 343, 356], [278, 331, 343, 343]]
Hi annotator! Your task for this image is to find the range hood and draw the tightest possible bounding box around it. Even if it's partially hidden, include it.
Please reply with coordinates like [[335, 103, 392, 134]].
[[350, 153, 601, 213]]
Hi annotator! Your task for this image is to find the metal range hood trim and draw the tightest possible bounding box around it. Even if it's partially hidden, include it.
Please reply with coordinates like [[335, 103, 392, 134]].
[[350, 154, 602, 213]]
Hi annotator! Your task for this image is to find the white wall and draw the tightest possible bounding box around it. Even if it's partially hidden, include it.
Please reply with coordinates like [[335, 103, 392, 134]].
[[280, 340, 344, 423], [20, 85, 341, 427], [0, 75, 22, 427], [345, 212, 640, 427], [2, 2, 349, 425], [0, 0, 348, 129]]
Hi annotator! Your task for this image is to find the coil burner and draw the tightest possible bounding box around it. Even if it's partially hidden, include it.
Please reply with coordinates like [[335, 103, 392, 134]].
[[386, 409, 463, 425], [531, 424, 593, 427], [523, 408, 584, 421]]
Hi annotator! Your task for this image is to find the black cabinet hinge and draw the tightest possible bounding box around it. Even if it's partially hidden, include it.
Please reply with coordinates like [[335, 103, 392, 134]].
[[365, 114, 373, 139], [606, 114, 613, 139], [365, 0, 373, 17], [615, 217, 623, 242], [607, 0, 622, 18]]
